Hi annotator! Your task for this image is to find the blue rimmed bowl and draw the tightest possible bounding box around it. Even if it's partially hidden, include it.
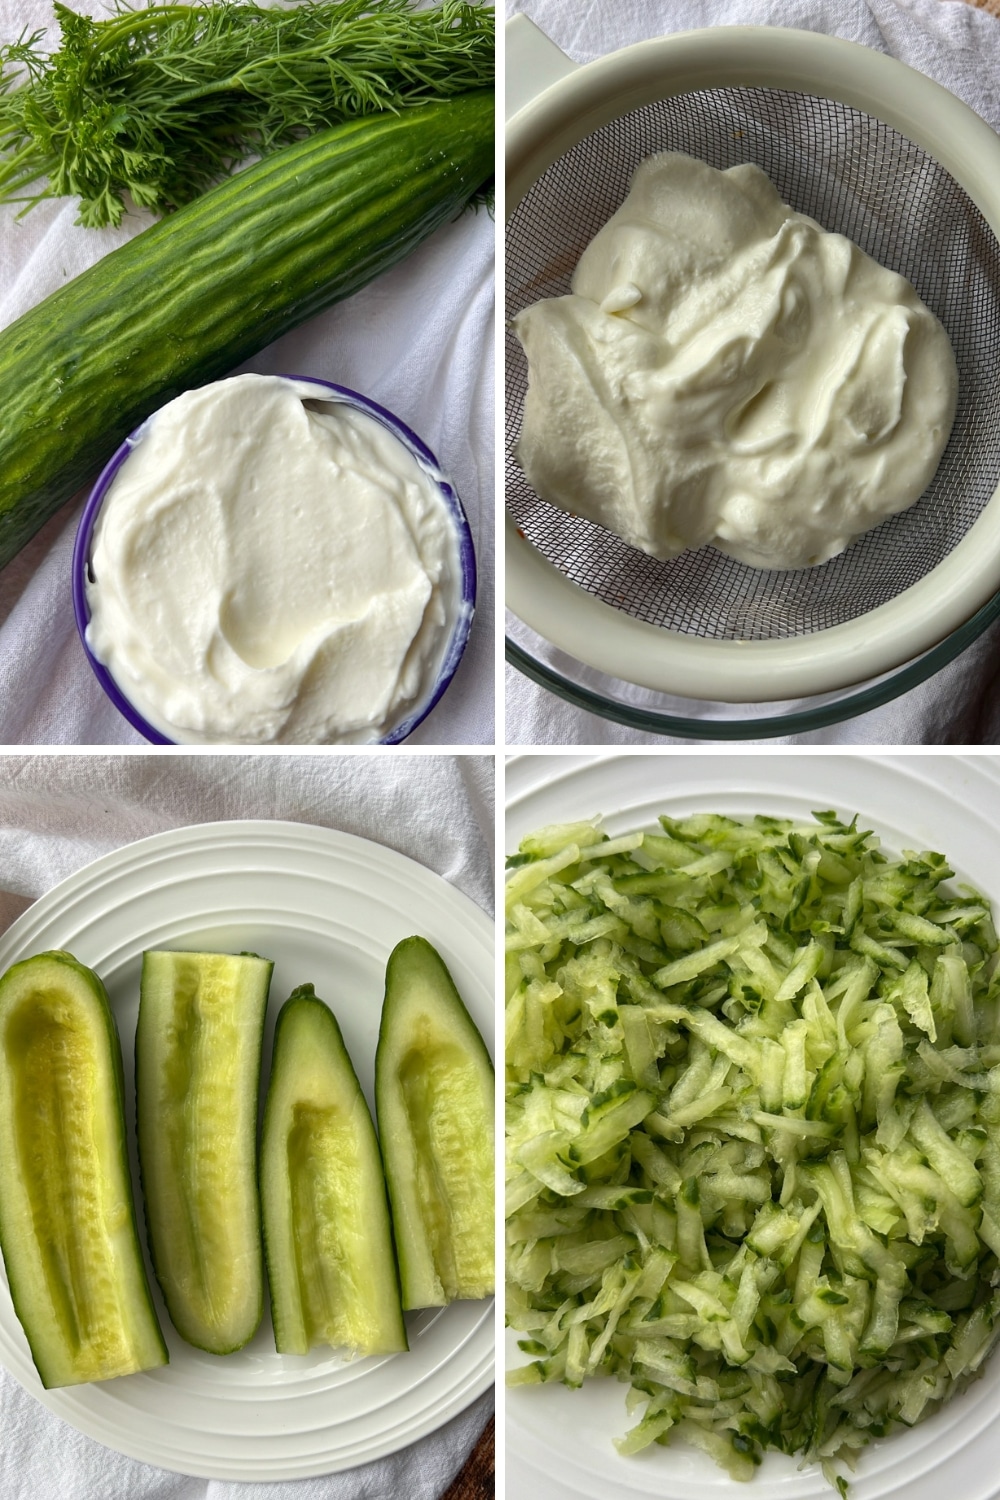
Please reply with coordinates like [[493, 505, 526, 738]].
[[73, 375, 477, 746]]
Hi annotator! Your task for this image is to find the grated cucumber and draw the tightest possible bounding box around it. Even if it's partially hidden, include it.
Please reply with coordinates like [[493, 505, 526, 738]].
[[506, 811, 1000, 1491]]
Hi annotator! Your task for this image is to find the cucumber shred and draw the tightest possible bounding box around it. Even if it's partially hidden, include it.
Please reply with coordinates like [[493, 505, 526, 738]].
[[0, 951, 167, 1387], [261, 984, 407, 1357], [506, 812, 1000, 1491], [376, 936, 494, 1308], [135, 949, 272, 1354]]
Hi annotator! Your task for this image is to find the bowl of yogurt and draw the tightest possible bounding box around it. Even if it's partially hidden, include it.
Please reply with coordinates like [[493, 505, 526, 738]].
[[73, 373, 476, 745]]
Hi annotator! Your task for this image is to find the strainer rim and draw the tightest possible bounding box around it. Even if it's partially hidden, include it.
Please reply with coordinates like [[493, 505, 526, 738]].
[[505, 582, 1000, 740], [506, 27, 1000, 226], [504, 25, 1000, 701]]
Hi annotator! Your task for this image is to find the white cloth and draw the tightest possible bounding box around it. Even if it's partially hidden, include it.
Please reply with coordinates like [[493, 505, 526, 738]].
[[0, 0, 494, 746], [0, 751, 494, 1499], [505, 0, 1000, 745]]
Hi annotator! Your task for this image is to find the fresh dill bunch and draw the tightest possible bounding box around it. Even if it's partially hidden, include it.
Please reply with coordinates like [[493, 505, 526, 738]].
[[0, 0, 494, 227]]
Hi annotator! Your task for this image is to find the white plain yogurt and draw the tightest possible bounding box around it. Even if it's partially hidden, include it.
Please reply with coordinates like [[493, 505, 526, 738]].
[[85, 374, 461, 744], [514, 152, 958, 570]]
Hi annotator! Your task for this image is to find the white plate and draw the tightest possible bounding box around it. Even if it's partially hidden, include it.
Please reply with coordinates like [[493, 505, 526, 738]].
[[0, 819, 494, 1481], [506, 753, 1000, 1500]]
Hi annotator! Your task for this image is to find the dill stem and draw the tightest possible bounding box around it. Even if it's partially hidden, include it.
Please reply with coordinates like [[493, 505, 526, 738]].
[[0, 141, 49, 195]]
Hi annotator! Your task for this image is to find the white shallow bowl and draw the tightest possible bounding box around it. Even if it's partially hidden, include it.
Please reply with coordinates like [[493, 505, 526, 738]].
[[0, 820, 494, 1480], [505, 21, 1000, 705], [505, 752, 1000, 1500]]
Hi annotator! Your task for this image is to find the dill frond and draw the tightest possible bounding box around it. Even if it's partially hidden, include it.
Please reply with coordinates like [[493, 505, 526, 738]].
[[0, 0, 494, 227]]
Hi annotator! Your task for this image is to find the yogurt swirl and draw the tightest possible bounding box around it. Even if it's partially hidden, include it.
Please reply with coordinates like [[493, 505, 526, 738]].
[[514, 152, 958, 570], [85, 375, 461, 743]]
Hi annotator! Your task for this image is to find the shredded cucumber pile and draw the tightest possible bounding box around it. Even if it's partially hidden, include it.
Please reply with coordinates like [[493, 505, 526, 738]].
[[505, 812, 1000, 1492]]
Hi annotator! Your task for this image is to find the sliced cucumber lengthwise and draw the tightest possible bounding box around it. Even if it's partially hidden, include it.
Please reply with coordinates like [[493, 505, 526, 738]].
[[376, 937, 494, 1309], [136, 950, 272, 1354], [0, 951, 167, 1387], [261, 985, 407, 1357]]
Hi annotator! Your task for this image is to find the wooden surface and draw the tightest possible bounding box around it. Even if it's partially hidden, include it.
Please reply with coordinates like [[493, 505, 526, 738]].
[[958, 0, 1000, 16], [442, 1416, 494, 1500]]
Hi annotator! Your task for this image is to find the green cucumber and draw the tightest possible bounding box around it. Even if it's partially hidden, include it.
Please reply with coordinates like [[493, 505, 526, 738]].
[[0, 951, 167, 1387], [261, 985, 407, 1357], [0, 90, 493, 572], [135, 950, 272, 1354], [375, 936, 494, 1308]]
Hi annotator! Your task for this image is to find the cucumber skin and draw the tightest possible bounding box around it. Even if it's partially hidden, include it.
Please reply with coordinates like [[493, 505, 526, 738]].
[[136, 951, 272, 1355], [0, 950, 167, 1388], [261, 986, 407, 1357], [0, 90, 493, 572], [375, 936, 495, 1310]]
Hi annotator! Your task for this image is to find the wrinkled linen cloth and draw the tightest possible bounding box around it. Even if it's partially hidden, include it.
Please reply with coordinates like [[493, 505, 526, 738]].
[[0, 752, 494, 1500], [505, 0, 1000, 746], [0, 0, 494, 746]]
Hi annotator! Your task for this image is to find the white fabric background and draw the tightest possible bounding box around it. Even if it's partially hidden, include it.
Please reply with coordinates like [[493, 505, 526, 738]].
[[0, 0, 495, 746], [504, 0, 1000, 746], [0, 751, 494, 1498]]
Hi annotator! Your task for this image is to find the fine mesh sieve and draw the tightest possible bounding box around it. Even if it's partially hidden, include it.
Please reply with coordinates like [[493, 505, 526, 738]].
[[506, 86, 1000, 644]]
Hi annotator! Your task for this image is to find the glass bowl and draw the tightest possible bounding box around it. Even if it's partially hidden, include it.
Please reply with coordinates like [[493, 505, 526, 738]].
[[506, 589, 1000, 740]]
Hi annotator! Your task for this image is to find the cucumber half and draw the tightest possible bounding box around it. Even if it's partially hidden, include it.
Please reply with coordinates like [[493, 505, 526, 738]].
[[0, 951, 167, 1387], [136, 949, 272, 1354], [261, 985, 407, 1357], [376, 937, 494, 1309]]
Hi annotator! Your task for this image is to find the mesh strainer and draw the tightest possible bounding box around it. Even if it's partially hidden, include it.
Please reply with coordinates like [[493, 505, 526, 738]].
[[505, 22, 1000, 705]]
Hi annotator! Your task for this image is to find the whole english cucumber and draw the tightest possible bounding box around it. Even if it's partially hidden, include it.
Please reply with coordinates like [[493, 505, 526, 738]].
[[0, 91, 493, 572]]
